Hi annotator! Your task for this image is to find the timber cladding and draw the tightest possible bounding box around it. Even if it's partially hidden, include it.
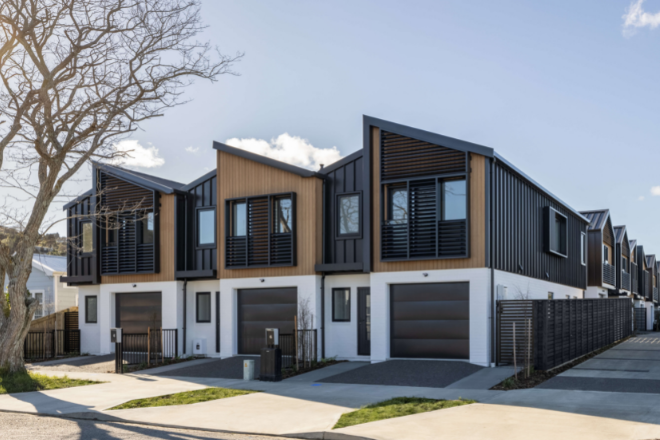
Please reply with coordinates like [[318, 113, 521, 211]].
[[217, 151, 323, 278], [371, 126, 487, 272], [101, 193, 175, 283]]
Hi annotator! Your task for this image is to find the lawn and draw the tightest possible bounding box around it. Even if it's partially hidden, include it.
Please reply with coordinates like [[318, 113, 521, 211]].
[[0, 371, 101, 394], [333, 397, 475, 429], [108, 387, 258, 410]]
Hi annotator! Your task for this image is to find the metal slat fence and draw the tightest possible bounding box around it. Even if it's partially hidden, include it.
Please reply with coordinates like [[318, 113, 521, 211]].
[[635, 307, 647, 332], [116, 329, 178, 369], [273, 330, 317, 370], [24, 330, 81, 360], [497, 299, 633, 371]]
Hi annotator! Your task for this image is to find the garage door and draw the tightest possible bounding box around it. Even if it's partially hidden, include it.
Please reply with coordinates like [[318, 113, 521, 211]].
[[390, 283, 469, 359], [238, 288, 297, 355], [116, 292, 162, 333]]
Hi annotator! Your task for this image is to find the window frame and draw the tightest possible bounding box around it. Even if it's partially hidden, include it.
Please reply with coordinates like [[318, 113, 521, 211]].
[[332, 288, 351, 322], [138, 211, 155, 245], [622, 255, 628, 273], [196, 207, 217, 249], [581, 232, 586, 266], [85, 295, 98, 324], [272, 195, 294, 234], [32, 290, 45, 319], [603, 244, 610, 264], [335, 191, 362, 240], [229, 201, 247, 237], [196, 292, 212, 323], [80, 220, 93, 256], [545, 207, 568, 259], [440, 177, 468, 221]]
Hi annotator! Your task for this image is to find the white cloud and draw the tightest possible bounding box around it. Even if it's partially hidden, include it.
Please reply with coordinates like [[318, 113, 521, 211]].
[[651, 186, 660, 196], [639, 195, 646, 201], [225, 133, 342, 170], [111, 140, 165, 168], [622, 0, 660, 36], [185, 146, 199, 154]]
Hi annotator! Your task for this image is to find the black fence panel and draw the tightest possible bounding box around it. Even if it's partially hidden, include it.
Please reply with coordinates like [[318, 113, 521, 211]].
[[267, 329, 317, 371], [24, 330, 82, 360], [117, 329, 178, 369], [498, 298, 633, 371], [635, 307, 647, 332]]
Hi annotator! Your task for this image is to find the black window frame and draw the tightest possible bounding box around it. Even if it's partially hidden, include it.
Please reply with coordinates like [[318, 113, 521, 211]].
[[603, 244, 609, 263], [385, 184, 408, 225], [85, 295, 98, 324], [80, 220, 94, 256], [544, 206, 568, 259], [332, 288, 351, 322], [138, 211, 155, 245], [580, 232, 586, 266], [440, 177, 468, 221], [622, 255, 628, 273], [229, 200, 247, 237], [196, 207, 217, 249], [196, 292, 211, 323], [335, 191, 362, 239], [272, 195, 294, 234]]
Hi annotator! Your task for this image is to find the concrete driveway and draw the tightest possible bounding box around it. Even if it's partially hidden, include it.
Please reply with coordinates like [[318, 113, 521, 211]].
[[538, 333, 660, 393]]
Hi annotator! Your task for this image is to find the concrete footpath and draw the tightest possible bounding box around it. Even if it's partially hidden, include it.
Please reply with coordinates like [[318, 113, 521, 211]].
[[3, 359, 660, 439]]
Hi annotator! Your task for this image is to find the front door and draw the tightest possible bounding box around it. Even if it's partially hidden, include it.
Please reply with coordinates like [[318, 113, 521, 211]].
[[357, 287, 371, 356]]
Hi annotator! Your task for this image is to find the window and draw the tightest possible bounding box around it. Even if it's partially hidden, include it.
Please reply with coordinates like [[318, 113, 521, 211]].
[[104, 215, 117, 247], [273, 197, 293, 233], [603, 245, 609, 263], [387, 186, 408, 225], [81, 222, 93, 254], [581, 233, 586, 265], [33, 291, 44, 319], [622, 256, 628, 273], [232, 202, 246, 236], [332, 288, 350, 322], [548, 292, 554, 300], [140, 212, 154, 244], [85, 296, 97, 323], [197, 209, 216, 246], [545, 207, 567, 258], [196, 292, 211, 323], [441, 179, 467, 221], [338, 193, 360, 236]]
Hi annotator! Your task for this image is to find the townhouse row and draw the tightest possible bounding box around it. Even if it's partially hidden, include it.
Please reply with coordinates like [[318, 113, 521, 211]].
[[63, 116, 656, 367]]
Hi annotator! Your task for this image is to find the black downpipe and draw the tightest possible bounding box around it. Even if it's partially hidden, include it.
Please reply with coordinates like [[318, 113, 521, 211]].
[[320, 168, 327, 360], [490, 158, 496, 366], [321, 273, 326, 359], [183, 279, 187, 355]]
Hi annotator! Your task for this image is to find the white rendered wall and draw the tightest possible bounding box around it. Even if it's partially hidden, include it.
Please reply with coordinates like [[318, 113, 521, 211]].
[[585, 287, 608, 299], [78, 285, 101, 355], [495, 270, 585, 301], [185, 280, 221, 357], [369, 268, 492, 367], [98, 281, 183, 355], [324, 273, 371, 361], [219, 275, 322, 359]]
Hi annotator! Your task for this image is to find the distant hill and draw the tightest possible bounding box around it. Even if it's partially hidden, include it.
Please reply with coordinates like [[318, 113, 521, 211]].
[[0, 226, 66, 256]]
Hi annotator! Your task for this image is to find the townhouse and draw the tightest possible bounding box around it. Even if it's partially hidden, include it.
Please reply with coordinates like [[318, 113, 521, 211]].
[[67, 116, 657, 368]]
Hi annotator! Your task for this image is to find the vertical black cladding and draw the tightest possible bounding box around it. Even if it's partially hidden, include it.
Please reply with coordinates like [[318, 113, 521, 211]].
[[322, 154, 364, 267], [65, 192, 98, 284], [492, 161, 587, 290]]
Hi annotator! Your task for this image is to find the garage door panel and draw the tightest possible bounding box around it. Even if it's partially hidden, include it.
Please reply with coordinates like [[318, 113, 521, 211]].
[[390, 282, 469, 360], [238, 288, 297, 355], [392, 320, 469, 340], [391, 339, 469, 359], [116, 292, 162, 334], [391, 283, 469, 302], [240, 304, 297, 322], [391, 301, 469, 321]]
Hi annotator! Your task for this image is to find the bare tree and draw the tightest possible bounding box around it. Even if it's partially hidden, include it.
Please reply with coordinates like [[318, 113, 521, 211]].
[[0, 0, 241, 373], [297, 297, 315, 369]]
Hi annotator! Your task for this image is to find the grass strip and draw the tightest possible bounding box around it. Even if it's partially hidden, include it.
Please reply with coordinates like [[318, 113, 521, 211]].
[[109, 387, 258, 410], [333, 397, 475, 429], [0, 371, 101, 394]]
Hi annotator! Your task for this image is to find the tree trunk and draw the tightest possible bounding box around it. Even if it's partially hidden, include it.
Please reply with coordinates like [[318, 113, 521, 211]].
[[0, 264, 38, 374]]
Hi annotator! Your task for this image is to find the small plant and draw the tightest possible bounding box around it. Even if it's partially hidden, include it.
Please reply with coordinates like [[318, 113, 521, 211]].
[[501, 377, 516, 390]]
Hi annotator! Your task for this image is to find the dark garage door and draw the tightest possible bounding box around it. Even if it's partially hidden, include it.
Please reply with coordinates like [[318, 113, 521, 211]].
[[391, 283, 469, 359], [238, 288, 297, 355], [116, 292, 162, 333]]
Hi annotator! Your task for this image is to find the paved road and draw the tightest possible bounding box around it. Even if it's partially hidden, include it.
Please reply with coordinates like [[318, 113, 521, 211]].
[[0, 412, 296, 440]]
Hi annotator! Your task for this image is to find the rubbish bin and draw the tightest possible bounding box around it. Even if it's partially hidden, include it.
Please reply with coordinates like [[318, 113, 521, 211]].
[[259, 347, 282, 382]]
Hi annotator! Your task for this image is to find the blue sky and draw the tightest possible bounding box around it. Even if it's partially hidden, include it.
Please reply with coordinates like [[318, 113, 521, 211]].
[[56, 0, 660, 251]]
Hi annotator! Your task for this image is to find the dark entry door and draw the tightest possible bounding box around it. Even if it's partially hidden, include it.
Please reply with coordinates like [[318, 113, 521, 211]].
[[357, 287, 371, 356], [238, 288, 297, 355], [116, 292, 162, 333], [390, 282, 469, 359]]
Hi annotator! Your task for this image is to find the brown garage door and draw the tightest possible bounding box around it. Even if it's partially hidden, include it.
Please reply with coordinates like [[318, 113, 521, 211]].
[[390, 282, 469, 359], [116, 292, 162, 334], [238, 288, 297, 355]]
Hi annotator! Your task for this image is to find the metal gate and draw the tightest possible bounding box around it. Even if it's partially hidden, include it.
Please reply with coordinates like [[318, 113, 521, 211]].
[[635, 307, 647, 332]]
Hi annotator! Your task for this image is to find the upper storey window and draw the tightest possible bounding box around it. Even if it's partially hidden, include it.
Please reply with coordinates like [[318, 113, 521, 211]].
[[81, 222, 93, 254], [622, 256, 628, 273], [441, 179, 466, 221], [226, 193, 296, 268], [544, 207, 567, 258], [273, 196, 293, 233], [197, 208, 216, 247], [387, 186, 408, 225], [337, 193, 361, 237], [140, 212, 155, 245]]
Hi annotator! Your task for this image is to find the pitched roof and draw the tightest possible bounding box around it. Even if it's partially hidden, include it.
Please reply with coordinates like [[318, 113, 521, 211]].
[[213, 142, 323, 179], [32, 254, 68, 276], [94, 162, 186, 194], [364, 115, 590, 223], [318, 149, 363, 175], [63, 189, 94, 210], [630, 239, 637, 251], [579, 209, 610, 231], [181, 169, 217, 191], [647, 254, 656, 269], [614, 225, 627, 244]]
